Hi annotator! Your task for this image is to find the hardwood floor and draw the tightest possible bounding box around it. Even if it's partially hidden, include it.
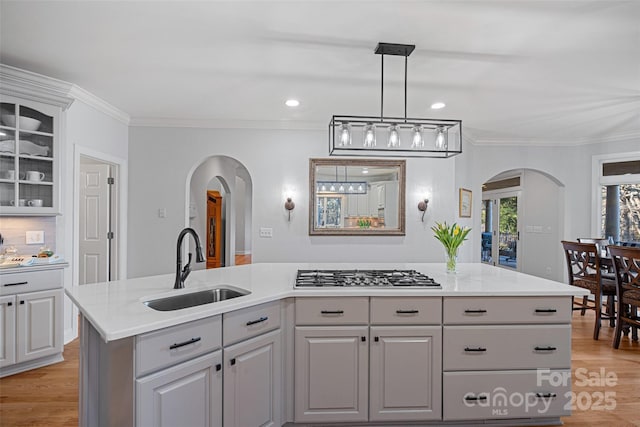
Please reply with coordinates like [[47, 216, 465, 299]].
[[235, 253, 251, 265], [0, 310, 637, 426]]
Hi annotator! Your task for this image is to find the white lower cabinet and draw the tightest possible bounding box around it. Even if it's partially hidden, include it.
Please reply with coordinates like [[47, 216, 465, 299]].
[[294, 326, 369, 423], [0, 295, 16, 366], [223, 329, 282, 427], [369, 326, 442, 422], [0, 268, 65, 376], [136, 350, 223, 427], [16, 288, 63, 363]]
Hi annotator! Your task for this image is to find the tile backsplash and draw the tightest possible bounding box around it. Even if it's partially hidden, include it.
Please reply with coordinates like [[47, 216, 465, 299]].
[[0, 216, 56, 256]]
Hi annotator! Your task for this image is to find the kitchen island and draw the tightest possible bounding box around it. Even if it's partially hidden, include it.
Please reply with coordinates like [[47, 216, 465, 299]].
[[67, 263, 588, 427]]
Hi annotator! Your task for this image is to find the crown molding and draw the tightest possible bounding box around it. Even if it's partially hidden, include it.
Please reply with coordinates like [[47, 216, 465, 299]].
[[0, 64, 74, 109], [471, 130, 640, 147], [68, 85, 130, 125], [0, 64, 130, 125], [129, 117, 325, 130]]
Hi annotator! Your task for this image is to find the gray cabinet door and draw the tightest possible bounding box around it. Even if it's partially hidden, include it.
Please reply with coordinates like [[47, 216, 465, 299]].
[[0, 295, 16, 367], [223, 329, 282, 427], [136, 350, 223, 427], [295, 326, 369, 423], [16, 289, 62, 363], [369, 326, 442, 421]]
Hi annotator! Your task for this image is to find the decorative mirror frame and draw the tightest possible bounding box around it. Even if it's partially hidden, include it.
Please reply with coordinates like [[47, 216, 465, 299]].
[[309, 158, 406, 236]]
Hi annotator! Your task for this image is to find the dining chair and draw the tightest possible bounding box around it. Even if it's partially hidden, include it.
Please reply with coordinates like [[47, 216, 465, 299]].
[[608, 245, 640, 349], [561, 241, 617, 340], [577, 237, 611, 257]]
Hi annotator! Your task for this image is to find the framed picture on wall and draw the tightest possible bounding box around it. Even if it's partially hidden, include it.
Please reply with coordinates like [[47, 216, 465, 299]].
[[459, 188, 472, 218]]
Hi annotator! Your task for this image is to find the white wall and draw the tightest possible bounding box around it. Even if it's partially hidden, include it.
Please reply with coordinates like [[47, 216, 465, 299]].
[[128, 126, 459, 278], [62, 99, 128, 343]]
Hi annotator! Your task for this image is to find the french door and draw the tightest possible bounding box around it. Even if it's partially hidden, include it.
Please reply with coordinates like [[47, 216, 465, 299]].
[[481, 191, 521, 270]]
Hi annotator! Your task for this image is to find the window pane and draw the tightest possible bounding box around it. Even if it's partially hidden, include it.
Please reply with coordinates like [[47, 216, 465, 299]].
[[602, 160, 640, 176], [601, 184, 640, 243]]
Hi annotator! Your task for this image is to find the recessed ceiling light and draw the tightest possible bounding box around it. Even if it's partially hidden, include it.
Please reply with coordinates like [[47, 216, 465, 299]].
[[285, 99, 300, 107], [430, 102, 446, 110]]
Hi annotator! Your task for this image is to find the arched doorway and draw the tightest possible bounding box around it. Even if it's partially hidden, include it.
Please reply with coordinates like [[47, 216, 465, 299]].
[[187, 156, 252, 269], [481, 168, 565, 281]]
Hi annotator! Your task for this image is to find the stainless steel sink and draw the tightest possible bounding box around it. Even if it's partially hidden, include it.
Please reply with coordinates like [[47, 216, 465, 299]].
[[144, 286, 250, 311]]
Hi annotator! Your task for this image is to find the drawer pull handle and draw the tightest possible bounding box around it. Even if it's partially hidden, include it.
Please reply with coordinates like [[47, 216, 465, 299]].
[[246, 316, 268, 326], [535, 309, 557, 313], [464, 395, 488, 402], [534, 346, 557, 351], [320, 310, 344, 315], [4, 281, 28, 287], [230, 358, 236, 366], [464, 347, 487, 352], [215, 364, 222, 372], [536, 392, 557, 399], [464, 309, 487, 314], [396, 309, 419, 314], [169, 337, 201, 350]]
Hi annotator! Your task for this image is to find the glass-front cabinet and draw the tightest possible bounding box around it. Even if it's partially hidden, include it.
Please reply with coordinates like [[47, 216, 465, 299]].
[[0, 97, 59, 215]]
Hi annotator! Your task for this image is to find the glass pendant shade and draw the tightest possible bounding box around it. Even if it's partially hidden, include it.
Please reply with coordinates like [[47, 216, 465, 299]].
[[411, 125, 424, 148], [435, 126, 447, 150], [339, 123, 352, 146], [388, 124, 400, 147], [363, 123, 376, 147]]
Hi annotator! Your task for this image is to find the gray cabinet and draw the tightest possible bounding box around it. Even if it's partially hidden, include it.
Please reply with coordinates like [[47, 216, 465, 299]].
[[369, 326, 442, 422], [223, 329, 282, 427], [442, 296, 572, 421], [136, 350, 223, 427], [294, 326, 369, 423]]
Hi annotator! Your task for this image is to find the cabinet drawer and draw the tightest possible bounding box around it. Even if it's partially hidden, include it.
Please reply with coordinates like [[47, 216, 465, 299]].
[[295, 297, 369, 325], [443, 370, 571, 420], [370, 297, 441, 325], [0, 269, 63, 296], [136, 315, 222, 377], [223, 300, 280, 346], [443, 297, 571, 324], [443, 325, 570, 371]]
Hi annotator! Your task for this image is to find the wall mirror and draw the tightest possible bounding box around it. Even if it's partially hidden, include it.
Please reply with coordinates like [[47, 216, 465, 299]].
[[309, 158, 406, 236]]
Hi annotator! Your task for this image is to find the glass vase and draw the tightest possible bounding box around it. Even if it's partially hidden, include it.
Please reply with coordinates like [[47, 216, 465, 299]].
[[445, 249, 458, 274]]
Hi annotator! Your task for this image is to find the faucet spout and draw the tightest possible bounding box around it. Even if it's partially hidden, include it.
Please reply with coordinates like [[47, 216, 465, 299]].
[[174, 228, 205, 289]]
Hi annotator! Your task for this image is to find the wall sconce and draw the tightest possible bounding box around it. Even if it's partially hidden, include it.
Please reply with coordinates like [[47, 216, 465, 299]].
[[284, 197, 295, 221], [418, 199, 429, 222]]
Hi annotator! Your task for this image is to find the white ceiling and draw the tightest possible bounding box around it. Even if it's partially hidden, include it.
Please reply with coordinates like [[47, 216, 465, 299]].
[[1, 0, 639, 145]]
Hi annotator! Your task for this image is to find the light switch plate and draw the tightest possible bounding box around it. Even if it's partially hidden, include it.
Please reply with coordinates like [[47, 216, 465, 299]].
[[259, 227, 273, 238], [26, 230, 44, 245]]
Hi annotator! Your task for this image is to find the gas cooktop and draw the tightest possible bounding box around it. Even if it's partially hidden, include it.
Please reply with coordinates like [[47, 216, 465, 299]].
[[295, 269, 441, 289]]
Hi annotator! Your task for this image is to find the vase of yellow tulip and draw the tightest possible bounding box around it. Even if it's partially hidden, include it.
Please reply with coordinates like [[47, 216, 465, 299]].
[[431, 221, 471, 274]]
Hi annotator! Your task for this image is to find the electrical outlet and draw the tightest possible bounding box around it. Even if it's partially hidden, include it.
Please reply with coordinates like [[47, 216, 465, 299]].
[[26, 230, 44, 245], [259, 227, 273, 238]]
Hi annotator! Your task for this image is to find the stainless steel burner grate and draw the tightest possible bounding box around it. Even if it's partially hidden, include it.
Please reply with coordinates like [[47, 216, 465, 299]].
[[295, 269, 441, 288]]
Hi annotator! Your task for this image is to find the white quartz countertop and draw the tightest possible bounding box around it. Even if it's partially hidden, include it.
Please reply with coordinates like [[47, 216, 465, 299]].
[[66, 262, 588, 342]]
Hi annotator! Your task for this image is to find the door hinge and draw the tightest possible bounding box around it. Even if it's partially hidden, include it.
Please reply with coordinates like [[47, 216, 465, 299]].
[[107, 231, 114, 240], [107, 177, 115, 185]]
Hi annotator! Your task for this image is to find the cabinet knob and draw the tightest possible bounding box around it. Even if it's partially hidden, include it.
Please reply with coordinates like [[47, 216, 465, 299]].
[[230, 358, 236, 366], [7, 302, 12, 307], [215, 363, 222, 372], [374, 336, 379, 342], [19, 300, 25, 305], [361, 336, 366, 342]]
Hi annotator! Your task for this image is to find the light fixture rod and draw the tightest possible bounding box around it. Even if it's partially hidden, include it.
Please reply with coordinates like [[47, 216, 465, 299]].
[[380, 54, 384, 121], [404, 55, 408, 123]]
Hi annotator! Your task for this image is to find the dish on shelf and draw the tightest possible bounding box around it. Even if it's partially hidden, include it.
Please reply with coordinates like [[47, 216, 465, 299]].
[[19, 140, 49, 156], [2, 115, 42, 132], [0, 140, 14, 153]]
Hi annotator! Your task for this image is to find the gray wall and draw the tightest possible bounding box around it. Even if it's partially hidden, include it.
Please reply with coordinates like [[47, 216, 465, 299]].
[[127, 125, 639, 281]]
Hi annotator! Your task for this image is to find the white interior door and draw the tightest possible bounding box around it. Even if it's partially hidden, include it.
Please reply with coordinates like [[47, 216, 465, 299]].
[[79, 162, 111, 284]]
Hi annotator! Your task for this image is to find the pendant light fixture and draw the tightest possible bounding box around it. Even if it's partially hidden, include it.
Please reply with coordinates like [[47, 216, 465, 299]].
[[329, 42, 462, 158]]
